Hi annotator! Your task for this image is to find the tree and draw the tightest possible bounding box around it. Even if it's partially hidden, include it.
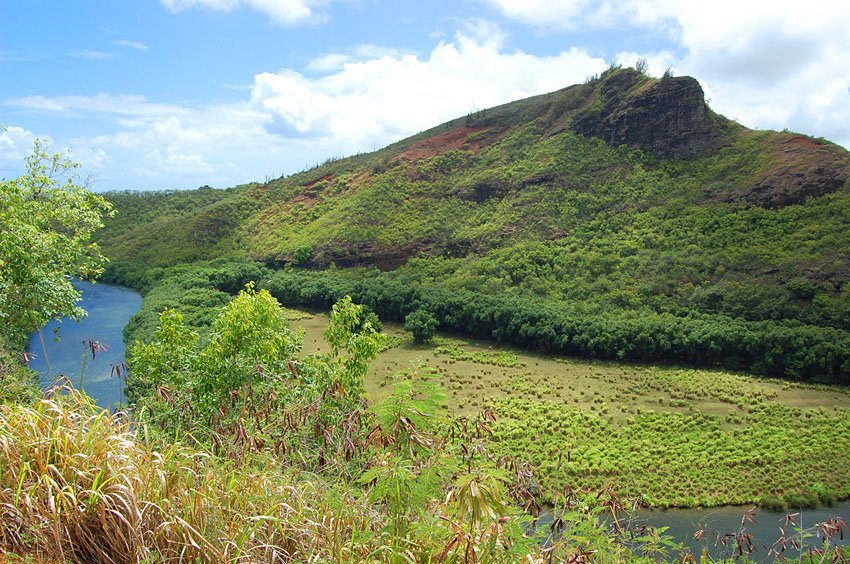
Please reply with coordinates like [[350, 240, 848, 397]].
[[405, 309, 438, 344], [0, 138, 113, 347], [292, 244, 313, 266]]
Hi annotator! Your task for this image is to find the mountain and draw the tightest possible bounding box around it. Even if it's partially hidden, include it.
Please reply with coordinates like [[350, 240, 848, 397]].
[[98, 67, 850, 382]]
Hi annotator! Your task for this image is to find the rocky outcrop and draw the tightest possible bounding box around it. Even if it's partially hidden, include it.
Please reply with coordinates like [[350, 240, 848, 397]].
[[741, 161, 848, 208], [707, 135, 850, 209], [573, 70, 719, 159]]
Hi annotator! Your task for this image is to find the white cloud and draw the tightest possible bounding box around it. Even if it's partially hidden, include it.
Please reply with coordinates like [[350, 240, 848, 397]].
[[253, 25, 608, 148], [306, 45, 411, 73], [0, 51, 36, 62], [481, 0, 589, 28], [69, 50, 113, 60], [483, 0, 850, 148], [112, 40, 149, 51], [161, 0, 329, 25], [306, 53, 352, 73], [3, 94, 282, 189], [5, 94, 184, 121], [219, 82, 253, 91], [458, 18, 509, 50]]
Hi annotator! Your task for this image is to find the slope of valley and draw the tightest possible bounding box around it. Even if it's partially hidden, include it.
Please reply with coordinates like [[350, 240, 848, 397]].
[[100, 67, 850, 383]]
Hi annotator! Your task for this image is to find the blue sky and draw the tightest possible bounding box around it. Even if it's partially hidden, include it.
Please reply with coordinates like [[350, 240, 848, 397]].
[[2, 0, 849, 191]]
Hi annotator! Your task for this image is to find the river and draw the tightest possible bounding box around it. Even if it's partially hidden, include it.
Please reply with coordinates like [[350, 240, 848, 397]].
[[25, 279, 141, 410], [535, 501, 850, 559], [638, 502, 850, 559], [23, 280, 849, 558]]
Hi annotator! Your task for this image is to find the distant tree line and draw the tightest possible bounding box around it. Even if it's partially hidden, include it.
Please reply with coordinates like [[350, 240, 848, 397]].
[[261, 269, 850, 384], [102, 260, 850, 384]]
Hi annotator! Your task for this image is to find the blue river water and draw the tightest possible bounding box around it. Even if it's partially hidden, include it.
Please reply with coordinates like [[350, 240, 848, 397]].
[[26, 280, 141, 410]]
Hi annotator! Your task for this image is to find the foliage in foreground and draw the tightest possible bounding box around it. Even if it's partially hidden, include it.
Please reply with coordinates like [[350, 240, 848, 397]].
[[0, 336, 39, 404], [3, 382, 848, 562], [0, 138, 112, 348], [0, 388, 679, 563]]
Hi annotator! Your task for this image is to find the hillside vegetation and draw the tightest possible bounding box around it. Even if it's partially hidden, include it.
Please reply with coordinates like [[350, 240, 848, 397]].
[[99, 67, 850, 382]]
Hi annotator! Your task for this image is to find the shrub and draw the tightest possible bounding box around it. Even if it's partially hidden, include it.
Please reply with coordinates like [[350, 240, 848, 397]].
[[759, 495, 786, 512], [405, 309, 438, 344]]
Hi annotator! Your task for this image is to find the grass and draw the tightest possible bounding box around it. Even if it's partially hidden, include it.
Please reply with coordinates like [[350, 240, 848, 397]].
[[290, 309, 850, 509], [0, 389, 390, 562]]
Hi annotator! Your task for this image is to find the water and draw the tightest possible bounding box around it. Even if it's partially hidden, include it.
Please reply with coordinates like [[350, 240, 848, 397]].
[[26, 280, 142, 410], [537, 501, 850, 560], [639, 502, 850, 559]]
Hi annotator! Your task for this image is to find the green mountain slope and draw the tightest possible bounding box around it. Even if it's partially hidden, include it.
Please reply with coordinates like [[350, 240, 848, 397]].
[[98, 67, 850, 381]]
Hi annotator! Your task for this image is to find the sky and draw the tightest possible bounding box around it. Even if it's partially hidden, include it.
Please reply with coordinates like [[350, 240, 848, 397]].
[[1, 1, 849, 191]]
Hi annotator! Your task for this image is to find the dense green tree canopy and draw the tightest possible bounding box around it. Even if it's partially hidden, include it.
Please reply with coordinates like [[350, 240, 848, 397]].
[[0, 138, 112, 347], [405, 308, 438, 344]]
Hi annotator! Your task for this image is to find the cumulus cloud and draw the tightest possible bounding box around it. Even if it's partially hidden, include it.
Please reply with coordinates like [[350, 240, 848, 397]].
[[483, 0, 850, 147], [160, 0, 329, 25], [252, 25, 608, 149], [3, 94, 284, 188]]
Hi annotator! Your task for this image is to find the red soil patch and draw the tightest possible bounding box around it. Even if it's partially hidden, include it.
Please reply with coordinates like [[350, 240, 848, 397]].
[[784, 135, 823, 150], [401, 126, 488, 160], [290, 174, 334, 208], [302, 174, 333, 189], [290, 193, 318, 208], [771, 135, 839, 161]]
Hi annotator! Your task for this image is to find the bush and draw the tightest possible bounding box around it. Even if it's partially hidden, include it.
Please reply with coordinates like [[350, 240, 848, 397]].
[[293, 244, 313, 266], [783, 491, 819, 510], [405, 309, 438, 344], [759, 495, 786, 512], [809, 482, 837, 506]]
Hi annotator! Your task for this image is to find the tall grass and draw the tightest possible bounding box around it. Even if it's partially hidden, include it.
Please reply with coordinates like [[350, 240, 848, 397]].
[[0, 389, 375, 562]]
